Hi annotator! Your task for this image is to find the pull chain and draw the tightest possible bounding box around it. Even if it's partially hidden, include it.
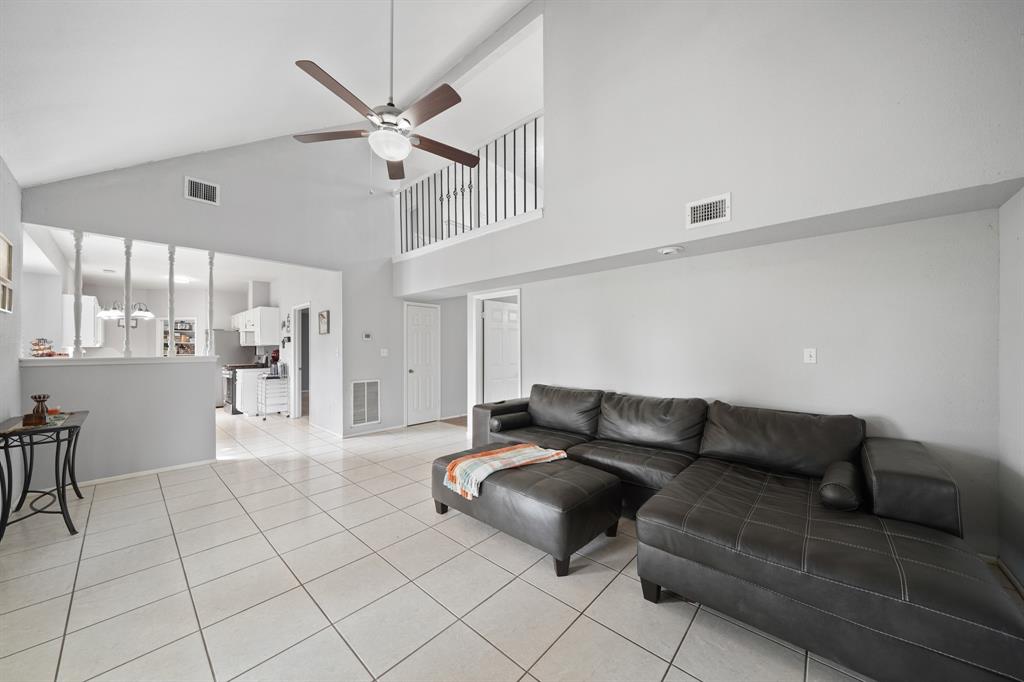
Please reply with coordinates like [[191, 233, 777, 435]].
[[388, 0, 395, 106]]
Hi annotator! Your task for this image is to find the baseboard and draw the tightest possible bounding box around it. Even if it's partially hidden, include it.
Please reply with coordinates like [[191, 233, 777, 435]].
[[77, 458, 216, 488], [440, 414, 467, 421], [308, 422, 343, 439]]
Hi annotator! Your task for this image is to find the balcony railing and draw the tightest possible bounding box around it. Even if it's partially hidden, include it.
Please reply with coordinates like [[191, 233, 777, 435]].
[[397, 115, 544, 255]]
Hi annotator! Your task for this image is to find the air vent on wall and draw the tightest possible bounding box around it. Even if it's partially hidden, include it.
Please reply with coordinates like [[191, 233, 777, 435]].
[[352, 380, 381, 426], [686, 192, 730, 228], [184, 176, 219, 205]]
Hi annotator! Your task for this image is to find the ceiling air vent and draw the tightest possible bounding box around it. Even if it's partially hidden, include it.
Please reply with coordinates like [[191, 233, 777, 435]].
[[686, 192, 730, 228], [184, 176, 219, 205], [352, 380, 381, 426]]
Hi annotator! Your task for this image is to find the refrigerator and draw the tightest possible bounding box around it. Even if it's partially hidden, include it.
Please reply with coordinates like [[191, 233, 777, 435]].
[[213, 329, 256, 407]]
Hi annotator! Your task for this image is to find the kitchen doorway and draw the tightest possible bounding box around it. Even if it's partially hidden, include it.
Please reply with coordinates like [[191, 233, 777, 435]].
[[291, 303, 311, 419], [467, 289, 521, 438]]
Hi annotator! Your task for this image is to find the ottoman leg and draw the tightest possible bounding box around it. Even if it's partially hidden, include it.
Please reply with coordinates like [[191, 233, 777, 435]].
[[434, 500, 448, 514], [554, 556, 570, 577], [605, 521, 618, 537], [641, 578, 661, 603]]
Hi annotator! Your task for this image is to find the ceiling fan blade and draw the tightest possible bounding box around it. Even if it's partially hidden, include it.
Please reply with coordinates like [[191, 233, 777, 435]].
[[293, 129, 369, 143], [296, 60, 379, 123], [387, 160, 405, 180], [412, 136, 479, 168], [400, 84, 461, 128]]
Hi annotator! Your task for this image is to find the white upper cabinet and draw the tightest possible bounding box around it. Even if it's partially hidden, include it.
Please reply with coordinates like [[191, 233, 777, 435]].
[[237, 306, 279, 346]]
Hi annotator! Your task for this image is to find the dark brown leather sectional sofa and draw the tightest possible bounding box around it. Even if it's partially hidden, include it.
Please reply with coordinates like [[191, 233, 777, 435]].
[[472, 384, 1024, 682]]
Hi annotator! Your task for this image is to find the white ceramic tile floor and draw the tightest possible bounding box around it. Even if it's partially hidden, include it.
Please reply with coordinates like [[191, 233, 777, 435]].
[[0, 412, 899, 681]]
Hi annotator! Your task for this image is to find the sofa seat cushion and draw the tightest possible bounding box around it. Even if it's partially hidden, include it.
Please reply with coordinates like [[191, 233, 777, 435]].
[[488, 426, 591, 451], [637, 459, 1024, 680], [567, 440, 696, 492]]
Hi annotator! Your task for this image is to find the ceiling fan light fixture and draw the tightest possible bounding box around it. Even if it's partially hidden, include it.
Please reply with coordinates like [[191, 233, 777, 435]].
[[368, 129, 412, 162]]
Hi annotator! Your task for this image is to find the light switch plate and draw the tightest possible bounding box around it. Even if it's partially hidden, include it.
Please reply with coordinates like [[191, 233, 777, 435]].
[[380, 348, 389, 358], [803, 348, 817, 364]]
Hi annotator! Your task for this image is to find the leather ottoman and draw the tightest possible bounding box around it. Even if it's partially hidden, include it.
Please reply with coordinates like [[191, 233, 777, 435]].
[[432, 445, 622, 576]]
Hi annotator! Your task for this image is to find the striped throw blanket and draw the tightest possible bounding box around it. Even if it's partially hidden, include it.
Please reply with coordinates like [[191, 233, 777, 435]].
[[444, 443, 567, 500]]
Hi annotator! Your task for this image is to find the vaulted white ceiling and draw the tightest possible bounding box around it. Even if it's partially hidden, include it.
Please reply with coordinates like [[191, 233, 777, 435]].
[[0, 0, 531, 187]]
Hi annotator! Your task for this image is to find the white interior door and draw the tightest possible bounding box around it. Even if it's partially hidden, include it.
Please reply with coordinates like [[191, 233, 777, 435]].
[[483, 300, 520, 402], [406, 303, 440, 425]]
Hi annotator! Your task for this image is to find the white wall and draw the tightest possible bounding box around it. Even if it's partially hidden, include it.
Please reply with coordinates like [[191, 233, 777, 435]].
[[394, 0, 1024, 296], [21, 135, 396, 271], [518, 212, 1001, 553], [20, 272, 63, 352], [20, 358, 218, 484], [269, 267, 344, 435], [440, 296, 468, 417], [0, 156, 23, 495], [998, 187, 1024, 580]]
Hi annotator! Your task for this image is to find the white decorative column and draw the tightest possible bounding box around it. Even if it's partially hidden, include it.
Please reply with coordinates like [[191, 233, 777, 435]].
[[206, 250, 215, 357], [123, 238, 133, 358], [72, 230, 83, 359], [167, 245, 176, 357]]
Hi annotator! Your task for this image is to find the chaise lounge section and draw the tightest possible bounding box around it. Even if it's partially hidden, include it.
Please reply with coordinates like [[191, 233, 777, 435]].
[[472, 385, 1024, 681]]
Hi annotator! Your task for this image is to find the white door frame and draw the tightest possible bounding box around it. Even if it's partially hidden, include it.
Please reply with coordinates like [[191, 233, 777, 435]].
[[289, 302, 310, 419], [404, 301, 442, 426], [466, 288, 521, 441]]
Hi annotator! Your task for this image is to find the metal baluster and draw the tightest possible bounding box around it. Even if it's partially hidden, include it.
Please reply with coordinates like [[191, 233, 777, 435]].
[[399, 190, 404, 253], [477, 148, 481, 229], [446, 166, 451, 239], [484, 144, 489, 226]]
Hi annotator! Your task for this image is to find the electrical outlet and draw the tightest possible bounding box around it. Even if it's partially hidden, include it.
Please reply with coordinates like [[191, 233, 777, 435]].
[[380, 348, 389, 358], [803, 348, 817, 364]]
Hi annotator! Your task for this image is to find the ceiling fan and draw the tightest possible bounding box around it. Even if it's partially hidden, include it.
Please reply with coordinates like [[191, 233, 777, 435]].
[[291, 0, 479, 181]]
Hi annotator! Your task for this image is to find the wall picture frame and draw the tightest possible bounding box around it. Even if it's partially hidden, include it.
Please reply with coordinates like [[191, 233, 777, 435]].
[[318, 310, 330, 335], [0, 232, 14, 314]]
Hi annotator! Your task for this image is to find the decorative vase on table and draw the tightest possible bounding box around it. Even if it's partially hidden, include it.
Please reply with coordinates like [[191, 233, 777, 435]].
[[25, 394, 50, 426]]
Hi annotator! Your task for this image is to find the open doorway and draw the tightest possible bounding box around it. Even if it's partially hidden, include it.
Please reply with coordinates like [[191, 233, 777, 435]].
[[467, 289, 521, 436], [290, 303, 310, 418]]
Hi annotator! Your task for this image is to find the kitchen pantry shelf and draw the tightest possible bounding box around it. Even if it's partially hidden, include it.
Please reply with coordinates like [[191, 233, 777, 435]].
[[159, 317, 197, 356]]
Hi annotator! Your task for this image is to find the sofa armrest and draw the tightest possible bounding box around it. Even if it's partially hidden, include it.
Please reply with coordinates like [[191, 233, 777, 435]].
[[489, 412, 532, 433], [861, 437, 962, 537], [472, 398, 530, 447]]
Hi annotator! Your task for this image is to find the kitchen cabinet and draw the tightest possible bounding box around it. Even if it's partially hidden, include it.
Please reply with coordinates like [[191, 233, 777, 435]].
[[61, 294, 105, 348], [236, 306, 279, 346]]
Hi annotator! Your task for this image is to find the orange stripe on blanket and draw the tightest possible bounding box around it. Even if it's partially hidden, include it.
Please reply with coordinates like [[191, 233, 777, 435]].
[[445, 443, 533, 486]]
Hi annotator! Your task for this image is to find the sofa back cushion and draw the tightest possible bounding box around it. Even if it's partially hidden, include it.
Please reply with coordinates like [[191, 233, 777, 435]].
[[699, 401, 865, 477], [528, 384, 604, 436], [597, 392, 708, 452]]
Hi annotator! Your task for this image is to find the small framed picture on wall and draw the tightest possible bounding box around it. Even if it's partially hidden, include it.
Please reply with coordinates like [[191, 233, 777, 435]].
[[318, 310, 330, 335], [0, 232, 14, 313]]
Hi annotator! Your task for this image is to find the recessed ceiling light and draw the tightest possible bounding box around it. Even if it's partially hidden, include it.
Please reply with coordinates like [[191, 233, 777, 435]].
[[657, 246, 684, 256]]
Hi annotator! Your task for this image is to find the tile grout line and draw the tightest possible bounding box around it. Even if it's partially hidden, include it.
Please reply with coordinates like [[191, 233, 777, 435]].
[[52, 490, 96, 682], [156, 469, 218, 682], [206, 461, 377, 682], [661, 602, 700, 681]]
